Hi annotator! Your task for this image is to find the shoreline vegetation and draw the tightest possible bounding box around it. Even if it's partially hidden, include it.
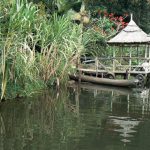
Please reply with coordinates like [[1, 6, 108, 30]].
[[0, 0, 149, 100], [0, 0, 112, 100], [0, 1, 83, 100]]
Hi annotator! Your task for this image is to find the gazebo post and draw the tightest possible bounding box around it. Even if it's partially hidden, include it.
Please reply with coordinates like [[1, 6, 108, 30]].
[[113, 48, 116, 72], [137, 46, 139, 64], [145, 45, 148, 59], [148, 45, 150, 61], [120, 45, 123, 65]]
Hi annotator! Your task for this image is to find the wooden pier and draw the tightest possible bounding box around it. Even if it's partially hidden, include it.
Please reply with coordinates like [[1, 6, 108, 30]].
[[75, 56, 150, 88], [78, 67, 150, 78]]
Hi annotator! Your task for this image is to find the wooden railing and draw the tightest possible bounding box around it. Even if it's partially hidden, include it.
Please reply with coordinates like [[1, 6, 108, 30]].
[[80, 56, 149, 73]]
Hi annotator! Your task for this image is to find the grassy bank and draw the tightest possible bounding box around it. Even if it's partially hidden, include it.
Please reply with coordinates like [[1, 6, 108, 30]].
[[0, 0, 83, 100]]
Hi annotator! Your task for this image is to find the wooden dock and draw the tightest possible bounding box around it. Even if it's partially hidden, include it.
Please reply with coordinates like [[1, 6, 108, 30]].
[[78, 68, 150, 78]]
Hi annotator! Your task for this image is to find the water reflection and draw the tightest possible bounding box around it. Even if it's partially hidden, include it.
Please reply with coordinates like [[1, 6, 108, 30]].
[[0, 90, 75, 150], [70, 83, 150, 147], [1, 84, 150, 150], [109, 116, 140, 143]]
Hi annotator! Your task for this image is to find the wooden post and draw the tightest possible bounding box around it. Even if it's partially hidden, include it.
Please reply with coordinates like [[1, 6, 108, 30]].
[[78, 59, 81, 83], [76, 55, 81, 83], [113, 49, 115, 72], [95, 57, 98, 77], [120, 45, 123, 65], [148, 45, 150, 60], [145, 45, 148, 59], [137, 46, 139, 64]]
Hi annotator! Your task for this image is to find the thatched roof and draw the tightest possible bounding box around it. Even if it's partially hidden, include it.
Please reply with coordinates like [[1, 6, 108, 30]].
[[107, 15, 150, 45]]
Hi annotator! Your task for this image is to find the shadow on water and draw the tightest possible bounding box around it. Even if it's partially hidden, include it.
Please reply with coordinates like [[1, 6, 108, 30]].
[[0, 84, 150, 150]]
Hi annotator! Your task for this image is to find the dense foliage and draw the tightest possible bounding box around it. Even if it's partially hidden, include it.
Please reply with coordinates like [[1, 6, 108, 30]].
[[32, 0, 150, 32], [85, 0, 150, 32]]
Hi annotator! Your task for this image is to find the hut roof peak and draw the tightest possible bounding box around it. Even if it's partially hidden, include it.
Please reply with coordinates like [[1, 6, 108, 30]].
[[123, 19, 140, 32], [107, 14, 150, 45]]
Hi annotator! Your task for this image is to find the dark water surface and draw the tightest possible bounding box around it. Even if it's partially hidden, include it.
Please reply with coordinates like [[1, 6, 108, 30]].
[[0, 84, 150, 150]]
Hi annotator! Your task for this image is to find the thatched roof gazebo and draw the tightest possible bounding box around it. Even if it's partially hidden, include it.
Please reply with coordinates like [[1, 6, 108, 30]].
[[108, 15, 150, 45], [107, 14, 150, 80]]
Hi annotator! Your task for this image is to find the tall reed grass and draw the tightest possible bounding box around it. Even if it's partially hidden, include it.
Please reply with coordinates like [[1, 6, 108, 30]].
[[0, 0, 83, 100]]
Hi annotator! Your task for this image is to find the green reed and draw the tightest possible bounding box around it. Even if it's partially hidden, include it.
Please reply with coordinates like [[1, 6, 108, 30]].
[[0, 0, 83, 100]]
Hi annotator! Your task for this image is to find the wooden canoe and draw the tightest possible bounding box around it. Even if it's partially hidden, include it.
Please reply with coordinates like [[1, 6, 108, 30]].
[[69, 74, 139, 87]]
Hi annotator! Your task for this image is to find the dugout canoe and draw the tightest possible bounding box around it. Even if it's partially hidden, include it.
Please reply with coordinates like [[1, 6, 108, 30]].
[[69, 74, 139, 87]]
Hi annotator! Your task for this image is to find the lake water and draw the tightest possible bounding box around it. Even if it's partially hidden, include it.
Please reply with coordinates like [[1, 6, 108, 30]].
[[0, 84, 150, 150]]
